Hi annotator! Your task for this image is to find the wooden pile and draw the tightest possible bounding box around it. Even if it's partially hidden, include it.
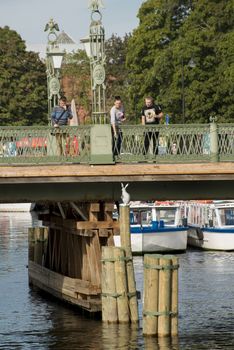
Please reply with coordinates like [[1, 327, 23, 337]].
[[101, 205, 139, 323], [143, 254, 179, 337]]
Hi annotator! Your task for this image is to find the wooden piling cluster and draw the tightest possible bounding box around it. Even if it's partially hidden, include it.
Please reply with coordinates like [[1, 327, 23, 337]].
[[101, 204, 139, 323], [28, 227, 49, 267], [143, 254, 179, 337], [28, 202, 119, 312], [28, 200, 181, 330]]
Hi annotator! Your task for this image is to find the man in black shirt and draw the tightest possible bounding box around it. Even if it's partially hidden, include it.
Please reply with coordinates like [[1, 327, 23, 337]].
[[141, 96, 163, 156]]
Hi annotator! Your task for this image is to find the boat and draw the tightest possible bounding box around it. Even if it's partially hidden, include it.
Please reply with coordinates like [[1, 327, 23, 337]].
[[0, 203, 35, 212], [185, 200, 234, 251], [114, 202, 188, 253]]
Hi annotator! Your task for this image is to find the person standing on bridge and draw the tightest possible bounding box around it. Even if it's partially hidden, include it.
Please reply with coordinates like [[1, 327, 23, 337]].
[[141, 96, 163, 156], [110, 96, 126, 156], [51, 97, 73, 156]]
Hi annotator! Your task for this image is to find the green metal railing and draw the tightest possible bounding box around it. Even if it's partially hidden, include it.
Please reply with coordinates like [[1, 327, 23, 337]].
[[0, 123, 233, 165], [217, 124, 234, 161], [114, 123, 234, 163], [115, 124, 211, 163], [0, 126, 91, 164]]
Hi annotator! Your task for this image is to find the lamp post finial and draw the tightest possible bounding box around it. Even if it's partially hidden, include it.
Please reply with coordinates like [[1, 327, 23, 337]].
[[44, 18, 60, 33], [89, 0, 104, 11]]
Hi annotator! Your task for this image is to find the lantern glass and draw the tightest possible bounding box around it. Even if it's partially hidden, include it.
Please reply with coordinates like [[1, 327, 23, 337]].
[[80, 37, 91, 58]]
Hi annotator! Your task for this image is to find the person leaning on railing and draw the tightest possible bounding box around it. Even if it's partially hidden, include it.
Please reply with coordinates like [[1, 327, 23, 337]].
[[51, 96, 73, 156], [141, 96, 163, 156], [110, 96, 126, 156]]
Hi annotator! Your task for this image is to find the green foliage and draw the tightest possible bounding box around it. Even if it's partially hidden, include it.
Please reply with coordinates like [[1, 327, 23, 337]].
[[61, 35, 136, 122], [105, 34, 136, 121], [61, 49, 91, 112], [126, 0, 234, 123], [0, 26, 47, 126]]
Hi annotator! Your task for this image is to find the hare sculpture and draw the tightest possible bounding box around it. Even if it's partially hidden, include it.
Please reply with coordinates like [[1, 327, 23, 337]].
[[121, 183, 130, 205]]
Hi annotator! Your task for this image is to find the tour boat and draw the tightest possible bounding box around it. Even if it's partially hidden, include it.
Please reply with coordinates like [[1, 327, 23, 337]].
[[114, 202, 188, 253], [0, 203, 35, 212], [184, 201, 234, 251]]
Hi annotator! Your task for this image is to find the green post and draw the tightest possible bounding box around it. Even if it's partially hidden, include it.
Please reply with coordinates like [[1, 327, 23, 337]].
[[210, 116, 219, 162], [90, 124, 114, 164], [44, 18, 65, 125], [81, 1, 107, 124]]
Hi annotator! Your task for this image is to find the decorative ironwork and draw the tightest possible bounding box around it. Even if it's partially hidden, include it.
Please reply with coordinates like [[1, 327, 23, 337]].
[[112, 124, 234, 163], [45, 19, 65, 124], [218, 124, 234, 161], [0, 126, 91, 164], [44, 18, 60, 44], [89, 0, 104, 11], [89, 2, 107, 124], [0, 124, 233, 165]]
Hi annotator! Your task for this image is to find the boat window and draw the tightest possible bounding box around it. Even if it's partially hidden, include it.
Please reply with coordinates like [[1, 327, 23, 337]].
[[218, 208, 234, 226], [130, 211, 141, 225], [156, 208, 176, 225], [130, 210, 152, 225], [141, 210, 152, 225]]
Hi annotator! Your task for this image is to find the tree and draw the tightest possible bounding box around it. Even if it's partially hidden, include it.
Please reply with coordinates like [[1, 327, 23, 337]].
[[126, 0, 192, 122], [165, 0, 234, 123], [126, 0, 234, 123], [0, 26, 48, 126], [105, 34, 136, 121], [61, 49, 91, 113]]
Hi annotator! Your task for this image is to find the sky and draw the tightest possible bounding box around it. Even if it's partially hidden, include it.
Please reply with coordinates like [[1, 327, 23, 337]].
[[0, 0, 144, 45]]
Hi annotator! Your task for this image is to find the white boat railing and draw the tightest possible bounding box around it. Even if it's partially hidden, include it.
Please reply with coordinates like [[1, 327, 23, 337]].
[[184, 200, 234, 228]]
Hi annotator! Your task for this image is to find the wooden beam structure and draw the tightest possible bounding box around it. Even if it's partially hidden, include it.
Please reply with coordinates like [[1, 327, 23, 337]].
[[28, 202, 117, 312], [0, 163, 234, 202]]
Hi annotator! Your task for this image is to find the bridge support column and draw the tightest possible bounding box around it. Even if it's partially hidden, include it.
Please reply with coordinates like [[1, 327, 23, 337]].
[[90, 125, 114, 164], [210, 119, 219, 162], [28, 201, 119, 313]]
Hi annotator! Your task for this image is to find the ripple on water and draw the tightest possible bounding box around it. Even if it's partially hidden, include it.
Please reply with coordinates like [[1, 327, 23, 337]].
[[0, 214, 234, 349]]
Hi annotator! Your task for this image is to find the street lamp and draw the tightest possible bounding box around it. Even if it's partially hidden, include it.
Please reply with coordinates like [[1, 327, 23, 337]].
[[81, 0, 107, 124], [44, 19, 65, 124], [181, 58, 196, 124], [80, 36, 91, 58]]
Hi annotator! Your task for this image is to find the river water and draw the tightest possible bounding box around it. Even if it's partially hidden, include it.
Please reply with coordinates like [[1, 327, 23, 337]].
[[0, 212, 234, 350]]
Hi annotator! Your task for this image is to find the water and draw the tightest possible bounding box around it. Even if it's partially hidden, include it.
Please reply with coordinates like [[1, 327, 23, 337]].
[[0, 212, 234, 349]]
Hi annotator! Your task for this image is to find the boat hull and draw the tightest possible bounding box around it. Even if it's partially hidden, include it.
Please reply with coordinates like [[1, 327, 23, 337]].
[[114, 229, 188, 253], [0, 203, 35, 212], [188, 227, 234, 251]]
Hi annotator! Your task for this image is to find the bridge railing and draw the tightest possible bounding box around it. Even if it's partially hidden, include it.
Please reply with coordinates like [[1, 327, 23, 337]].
[[115, 124, 212, 163], [115, 123, 234, 163], [0, 123, 233, 164], [217, 124, 234, 161], [0, 126, 91, 164]]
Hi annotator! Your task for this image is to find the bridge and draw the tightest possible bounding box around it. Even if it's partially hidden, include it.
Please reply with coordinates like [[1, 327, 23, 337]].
[[2, 121, 234, 313], [0, 122, 234, 202]]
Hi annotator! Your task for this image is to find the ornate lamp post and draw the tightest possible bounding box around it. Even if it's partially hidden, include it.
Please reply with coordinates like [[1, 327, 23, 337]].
[[81, 0, 107, 124], [181, 58, 196, 123], [44, 19, 65, 124]]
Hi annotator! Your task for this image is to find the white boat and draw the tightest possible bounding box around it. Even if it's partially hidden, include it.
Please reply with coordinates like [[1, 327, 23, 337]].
[[185, 201, 234, 251], [0, 203, 35, 212], [114, 202, 188, 253]]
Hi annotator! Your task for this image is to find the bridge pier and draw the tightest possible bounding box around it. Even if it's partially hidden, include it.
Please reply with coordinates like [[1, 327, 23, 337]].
[[28, 201, 119, 313]]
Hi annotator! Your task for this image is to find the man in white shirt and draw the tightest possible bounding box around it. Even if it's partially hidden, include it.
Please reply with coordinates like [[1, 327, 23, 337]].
[[110, 96, 126, 156]]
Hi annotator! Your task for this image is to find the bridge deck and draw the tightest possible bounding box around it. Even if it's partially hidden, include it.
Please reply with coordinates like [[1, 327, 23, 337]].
[[0, 162, 234, 182], [0, 163, 234, 202]]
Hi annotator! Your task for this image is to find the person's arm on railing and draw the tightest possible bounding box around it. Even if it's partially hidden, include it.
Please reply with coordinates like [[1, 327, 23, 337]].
[[156, 111, 163, 123]]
